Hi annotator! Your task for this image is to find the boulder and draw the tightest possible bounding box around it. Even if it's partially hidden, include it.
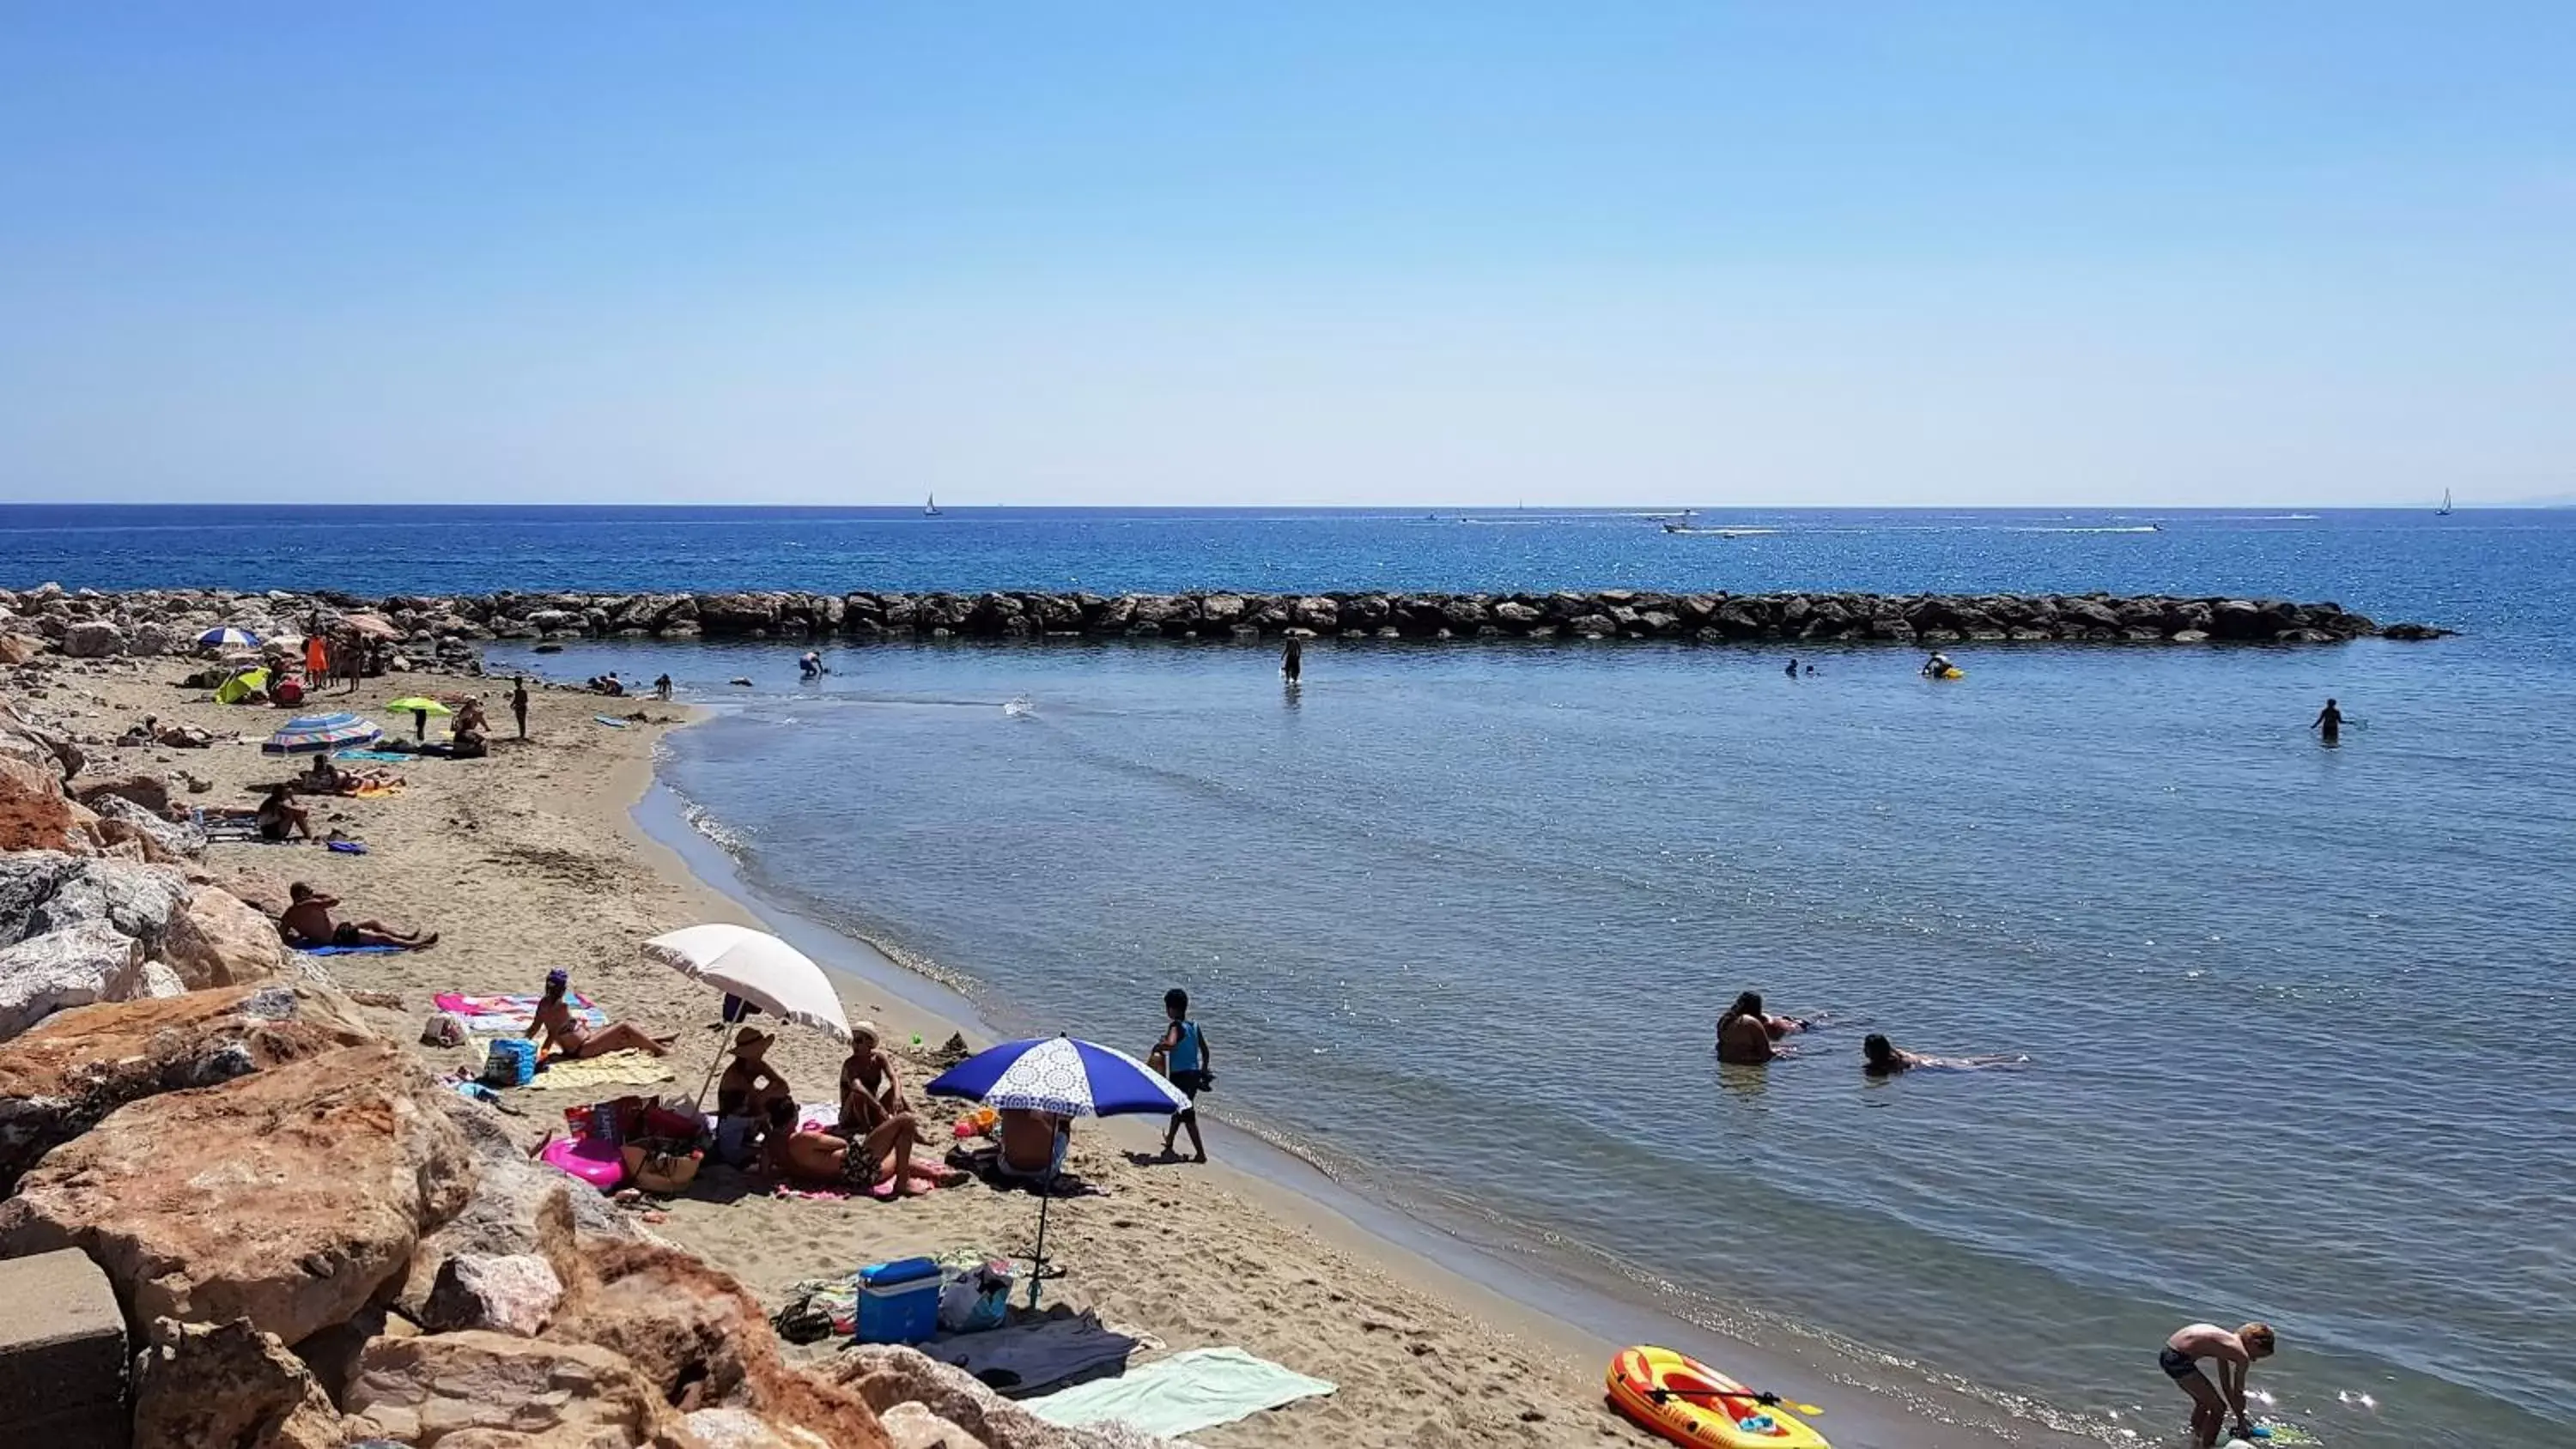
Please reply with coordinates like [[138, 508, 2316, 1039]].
[[689, 1407, 841, 1449], [880, 1404, 988, 1449], [2381, 621, 2454, 641], [160, 885, 289, 988], [0, 921, 147, 1043], [0, 1040, 474, 1344], [1290, 597, 1340, 629], [342, 1330, 694, 1448], [0, 982, 375, 1192], [0, 755, 100, 854], [0, 852, 189, 952], [402, 1095, 635, 1321], [0, 634, 42, 666], [131, 1316, 348, 1449], [91, 792, 206, 863], [62, 621, 125, 658], [70, 771, 173, 817], [548, 1238, 889, 1449], [422, 1252, 563, 1337]]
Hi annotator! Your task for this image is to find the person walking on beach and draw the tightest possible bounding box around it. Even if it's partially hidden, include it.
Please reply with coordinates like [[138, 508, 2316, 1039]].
[[1281, 635, 1303, 685], [2311, 697, 2342, 744], [509, 677, 530, 739], [2160, 1321, 2275, 1447], [1151, 988, 1213, 1162]]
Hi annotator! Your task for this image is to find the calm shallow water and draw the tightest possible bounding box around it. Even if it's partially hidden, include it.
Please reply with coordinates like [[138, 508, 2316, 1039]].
[[18, 506, 2573, 1445]]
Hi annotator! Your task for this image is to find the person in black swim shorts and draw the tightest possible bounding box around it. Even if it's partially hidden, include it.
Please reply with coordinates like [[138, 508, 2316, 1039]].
[[2161, 1321, 2275, 1447]]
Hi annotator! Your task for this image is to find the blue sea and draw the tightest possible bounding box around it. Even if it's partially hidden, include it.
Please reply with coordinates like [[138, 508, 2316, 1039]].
[[10, 505, 2573, 1448]]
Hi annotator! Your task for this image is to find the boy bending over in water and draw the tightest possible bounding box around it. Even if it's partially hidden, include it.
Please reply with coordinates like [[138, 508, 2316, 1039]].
[[2161, 1321, 2275, 1447]]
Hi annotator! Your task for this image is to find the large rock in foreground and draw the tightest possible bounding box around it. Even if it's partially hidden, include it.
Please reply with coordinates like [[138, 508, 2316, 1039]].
[[0, 982, 376, 1194], [131, 1316, 348, 1449], [0, 1040, 473, 1344], [343, 1330, 696, 1447], [160, 885, 289, 988], [0, 920, 150, 1044]]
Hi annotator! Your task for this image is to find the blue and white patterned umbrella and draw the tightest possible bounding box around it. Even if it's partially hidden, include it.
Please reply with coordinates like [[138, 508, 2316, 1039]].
[[197, 626, 261, 649], [261, 712, 383, 755], [926, 1036, 1188, 1119], [927, 1036, 1189, 1311]]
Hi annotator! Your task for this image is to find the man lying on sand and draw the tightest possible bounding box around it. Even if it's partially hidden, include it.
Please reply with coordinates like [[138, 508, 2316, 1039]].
[[763, 1095, 924, 1197], [279, 882, 436, 950], [2161, 1321, 2275, 1447], [529, 967, 670, 1058]]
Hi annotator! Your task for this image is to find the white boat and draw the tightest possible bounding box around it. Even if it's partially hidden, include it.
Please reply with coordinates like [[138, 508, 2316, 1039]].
[[2437, 488, 2452, 516], [924, 494, 942, 518]]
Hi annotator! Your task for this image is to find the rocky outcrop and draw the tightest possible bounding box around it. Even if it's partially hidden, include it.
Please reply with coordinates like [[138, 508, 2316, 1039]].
[[0, 920, 151, 1043], [343, 1329, 696, 1447], [0, 754, 101, 854], [62, 620, 125, 658], [832, 1347, 1183, 1449], [0, 982, 375, 1194], [0, 852, 190, 953], [90, 792, 206, 864], [160, 883, 289, 987], [131, 1316, 349, 1449], [0, 1040, 474, 1344], [550, 1237, 892, 1449], [0, 586, 2442, 654], [422, 1252, 563, 1337]]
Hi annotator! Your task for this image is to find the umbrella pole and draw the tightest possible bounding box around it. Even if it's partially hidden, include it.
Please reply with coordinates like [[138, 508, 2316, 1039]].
[[1029, 1169, 1054, 1311], [687, 1032, 728, 1116]]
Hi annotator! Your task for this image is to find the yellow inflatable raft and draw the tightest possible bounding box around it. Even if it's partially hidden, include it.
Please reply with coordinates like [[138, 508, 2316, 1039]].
[[1606, 1347, 1832, 1449]]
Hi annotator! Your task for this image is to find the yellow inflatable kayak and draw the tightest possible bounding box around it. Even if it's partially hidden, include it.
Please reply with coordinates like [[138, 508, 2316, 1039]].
[[1929, 666, 1965, 680], [1607, 1347, 1832, 1449]]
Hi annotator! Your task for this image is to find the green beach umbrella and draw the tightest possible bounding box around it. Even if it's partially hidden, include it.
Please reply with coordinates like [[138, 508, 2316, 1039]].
[[386, 695, 452, 740]]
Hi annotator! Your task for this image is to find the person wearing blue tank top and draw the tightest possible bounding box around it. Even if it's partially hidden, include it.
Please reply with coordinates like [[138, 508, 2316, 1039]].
[[1152, 987, 1213, 1162]]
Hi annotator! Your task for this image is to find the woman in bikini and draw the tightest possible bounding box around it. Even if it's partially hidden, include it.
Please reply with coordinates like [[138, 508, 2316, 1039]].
[[527, 969, 671, 1059]]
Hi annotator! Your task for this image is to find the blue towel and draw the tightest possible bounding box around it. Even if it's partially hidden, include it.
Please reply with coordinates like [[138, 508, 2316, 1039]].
[[333, 749, 414, 763], [296, 944, 404, 957]]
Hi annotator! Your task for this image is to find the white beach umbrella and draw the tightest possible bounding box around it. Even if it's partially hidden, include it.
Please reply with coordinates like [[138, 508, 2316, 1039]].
[[643, 924, 850, 1040]]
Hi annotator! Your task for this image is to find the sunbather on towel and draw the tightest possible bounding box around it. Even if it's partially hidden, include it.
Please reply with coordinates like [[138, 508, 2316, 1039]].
[[996, 1106, 1072, 1179], [280, 882, 437, 950], [529, 967, 669, 1058], [762, 1095, 922, 1197]]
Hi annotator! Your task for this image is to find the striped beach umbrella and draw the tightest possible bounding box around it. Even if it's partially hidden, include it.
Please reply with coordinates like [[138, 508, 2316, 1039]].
[[197, 627, 261, 649], [261, 712, 383, 755]]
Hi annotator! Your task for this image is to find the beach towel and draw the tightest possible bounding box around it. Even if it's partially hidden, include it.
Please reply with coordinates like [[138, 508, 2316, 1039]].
[[927, 1312, 1157, 1397], [334, 749, 414, 763], [298, 944, 406, 958], [433, 991, 608, 1035], [531, 1050, 674, 1090], [594, 714, 629, 728], [350, 781, 404, 798], [1027, 1349, 1334, 1437]]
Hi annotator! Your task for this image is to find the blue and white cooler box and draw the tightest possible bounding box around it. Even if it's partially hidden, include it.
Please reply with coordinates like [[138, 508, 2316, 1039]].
[[855, 1258, 942, 1345]]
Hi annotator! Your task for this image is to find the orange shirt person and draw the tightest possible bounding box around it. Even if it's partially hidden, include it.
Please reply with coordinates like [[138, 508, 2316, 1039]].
[[304, 634, 330, 688]]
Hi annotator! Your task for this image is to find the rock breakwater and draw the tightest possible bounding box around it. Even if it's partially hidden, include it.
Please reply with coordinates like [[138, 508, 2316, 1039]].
[[0, 585, 2455, 656]]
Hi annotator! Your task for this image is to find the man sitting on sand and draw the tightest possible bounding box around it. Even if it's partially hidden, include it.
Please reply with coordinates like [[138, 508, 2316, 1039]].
[[2160, 1322, 2275, 1447], [257, 784, 314, 841], [763, 1094, 922, 1197], [279, 882, 437, 951], [528, 967, 670, 1059], [995, 1106, 1072, 1180]]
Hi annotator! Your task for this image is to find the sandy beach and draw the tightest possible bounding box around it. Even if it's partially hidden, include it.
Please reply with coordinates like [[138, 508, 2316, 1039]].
[[30, 656, 1638, 1449], [23, 651, 2080, 1449]]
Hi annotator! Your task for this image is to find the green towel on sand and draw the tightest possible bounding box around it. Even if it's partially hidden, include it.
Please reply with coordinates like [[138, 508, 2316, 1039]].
[[1026, 1347, 1334, 1437]]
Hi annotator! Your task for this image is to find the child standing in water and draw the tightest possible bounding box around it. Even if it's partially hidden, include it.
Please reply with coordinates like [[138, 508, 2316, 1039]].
[[2160, 1321, 2275, 1447], [1152, 988, 1213, 1162]]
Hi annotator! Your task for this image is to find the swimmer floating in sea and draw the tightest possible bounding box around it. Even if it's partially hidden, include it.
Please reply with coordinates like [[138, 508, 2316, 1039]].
[[1861, 1034, 2027, 1076]]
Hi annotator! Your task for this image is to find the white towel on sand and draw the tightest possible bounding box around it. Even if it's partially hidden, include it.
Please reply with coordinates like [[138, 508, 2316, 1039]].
[[1026, 1347, 1334, 1437]]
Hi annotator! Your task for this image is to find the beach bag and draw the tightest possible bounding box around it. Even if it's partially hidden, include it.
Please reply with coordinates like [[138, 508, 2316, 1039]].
[[481, 1037, 537, 1088], [938, 1258, 1015, 1334], [421, 1011, 467, 1049]]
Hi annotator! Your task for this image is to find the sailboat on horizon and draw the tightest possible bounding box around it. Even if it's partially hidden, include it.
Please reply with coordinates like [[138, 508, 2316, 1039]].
[[2437, 488, 2453, 516], [924, 493, 942, 518]]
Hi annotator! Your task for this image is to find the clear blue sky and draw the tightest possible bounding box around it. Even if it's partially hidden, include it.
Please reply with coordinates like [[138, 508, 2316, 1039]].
[[3, 3, 2568, 506]]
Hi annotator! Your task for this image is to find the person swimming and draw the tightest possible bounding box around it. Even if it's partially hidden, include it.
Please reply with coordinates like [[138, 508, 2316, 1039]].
[[2311, 696, 2342, 743], [1862, 1033, 2027, 1076], [1717, 991, 1791, 1064], [1923, 652, 1955, 678], [1784, 658, 1799, 678]]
